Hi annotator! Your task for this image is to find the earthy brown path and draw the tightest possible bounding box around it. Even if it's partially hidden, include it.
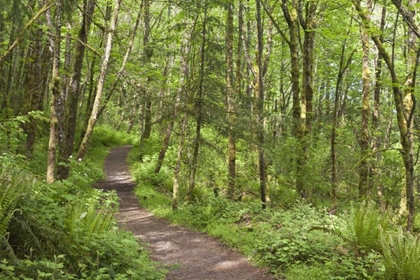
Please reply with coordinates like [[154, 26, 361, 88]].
[[96, 146, 275, 280]]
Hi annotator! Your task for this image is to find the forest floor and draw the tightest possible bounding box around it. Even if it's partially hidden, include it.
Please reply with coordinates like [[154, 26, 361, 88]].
[[95, 146, 276, 280]]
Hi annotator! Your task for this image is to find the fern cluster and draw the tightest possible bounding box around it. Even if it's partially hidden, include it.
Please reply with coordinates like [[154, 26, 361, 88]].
[[381, 229, 420, 280], [346, 201, 392, 255], [0, 162, 30, 260]]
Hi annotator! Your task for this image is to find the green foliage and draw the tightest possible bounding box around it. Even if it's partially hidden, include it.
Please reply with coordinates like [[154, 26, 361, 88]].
[[253, 204, 343, 274], [133, 177, 389, 279], [0, 126, 164, 279], [286, 264, 332, 280], [381, 229, 420, 280], [90, 125, 136, 148]]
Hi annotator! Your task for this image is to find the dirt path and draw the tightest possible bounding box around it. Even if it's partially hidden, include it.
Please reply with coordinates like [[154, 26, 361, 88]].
[[96, 146, 275, 280]]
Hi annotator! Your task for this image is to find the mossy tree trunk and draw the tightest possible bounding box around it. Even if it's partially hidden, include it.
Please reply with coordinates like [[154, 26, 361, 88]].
[[46, 0, 63, 184]]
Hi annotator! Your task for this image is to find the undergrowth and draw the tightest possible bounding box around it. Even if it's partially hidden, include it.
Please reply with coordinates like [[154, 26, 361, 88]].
[[129, 136, 420, 280], [0, 125, 165, 279]]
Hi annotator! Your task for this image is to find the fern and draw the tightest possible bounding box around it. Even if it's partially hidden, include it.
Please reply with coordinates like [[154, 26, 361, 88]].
[[346, 201, 391, 255], [11, 215, 42, 252], [311, 201, 391, 257], [381, 229, 420, 280], [0, 167, 29, 241], [1, 235, 18, 263]]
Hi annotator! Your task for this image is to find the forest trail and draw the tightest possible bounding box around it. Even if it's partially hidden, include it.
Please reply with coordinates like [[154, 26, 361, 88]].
[[95, 146, 275, 280]]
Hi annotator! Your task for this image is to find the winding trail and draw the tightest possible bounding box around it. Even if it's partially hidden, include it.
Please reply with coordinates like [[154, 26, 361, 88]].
[[95, 146, 275, 280]]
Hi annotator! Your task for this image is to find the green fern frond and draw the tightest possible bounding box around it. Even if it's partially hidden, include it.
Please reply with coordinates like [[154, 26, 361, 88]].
[[11, 215, 42, 251], [1, 235, 18, 263]]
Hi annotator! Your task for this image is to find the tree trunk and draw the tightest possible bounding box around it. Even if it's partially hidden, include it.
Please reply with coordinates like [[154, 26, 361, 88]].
[[256, 0, 267, 209], [226, 0, 236, 200], [281, 0, 305, 197], [98, 4, 142, 119], [298, 0, 319, 198], [77, 0, 121, 160], [358, 0, 372, 197], [57, 0, 95, 179], [46, 0, 63, 184], [172, 115, 187, 211], [140, 0, 153, 141]]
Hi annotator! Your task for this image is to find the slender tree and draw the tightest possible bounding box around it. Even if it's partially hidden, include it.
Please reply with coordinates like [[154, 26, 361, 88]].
[[77, 0, 121, 160], [256, 0, 267, 208], [140, 0, 153, 142], [357, 0, 372, 196], [46, 0, 63, 184], [225, 0, 236, 200]]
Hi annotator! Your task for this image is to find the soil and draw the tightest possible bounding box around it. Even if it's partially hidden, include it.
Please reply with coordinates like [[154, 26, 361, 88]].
[[95, 146, 276, 280]]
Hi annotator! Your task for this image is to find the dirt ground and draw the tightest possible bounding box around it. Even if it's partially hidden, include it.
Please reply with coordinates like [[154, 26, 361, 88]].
[[95, 146, 275, 280]]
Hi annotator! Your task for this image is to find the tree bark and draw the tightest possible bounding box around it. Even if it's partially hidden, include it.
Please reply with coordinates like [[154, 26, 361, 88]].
[[172, 115, 187, 211], [281, 0, 305, 197]]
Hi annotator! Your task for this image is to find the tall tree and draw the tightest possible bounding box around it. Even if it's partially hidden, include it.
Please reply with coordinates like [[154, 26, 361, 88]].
[[256, 0, 267, 208], [225, 0, 236, 200]]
